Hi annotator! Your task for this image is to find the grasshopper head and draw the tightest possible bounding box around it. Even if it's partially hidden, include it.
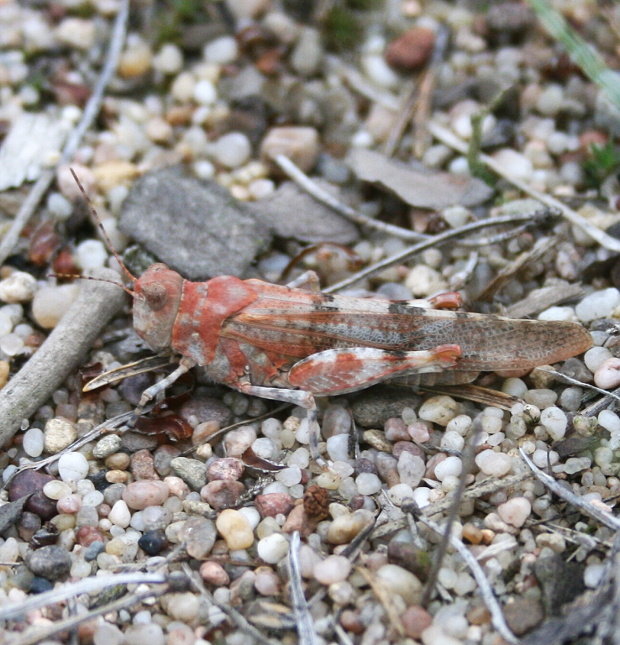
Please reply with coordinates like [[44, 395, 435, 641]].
[[133, 264, 183, 352]]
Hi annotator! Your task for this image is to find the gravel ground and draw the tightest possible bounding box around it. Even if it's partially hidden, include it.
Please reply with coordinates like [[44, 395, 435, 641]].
[[1, 1, 620, 644]]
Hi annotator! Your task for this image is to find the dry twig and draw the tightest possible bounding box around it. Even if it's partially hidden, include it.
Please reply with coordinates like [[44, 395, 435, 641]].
[[288, 531, 318, 645]]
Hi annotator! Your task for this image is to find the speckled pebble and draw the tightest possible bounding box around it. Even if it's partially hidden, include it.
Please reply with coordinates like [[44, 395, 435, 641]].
[[200, 480, 245, 509], [170, 457, 207, 490], [93, 434, 122, 459], [205, 457, 244, 482], [180, 516, 217, 558], [44, 417, 77, 454], [255, 493, 295, 518]]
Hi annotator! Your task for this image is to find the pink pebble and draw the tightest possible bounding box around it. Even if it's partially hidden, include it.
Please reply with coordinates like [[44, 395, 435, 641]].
[[254, 567, 281, 595], [200, 560, 230, 586], [313, 555, 352, 585], [57, 494, 82, 514], [122, 480, 169, 510], [594, 358, 620, 389], [408, 422, 430, 443]]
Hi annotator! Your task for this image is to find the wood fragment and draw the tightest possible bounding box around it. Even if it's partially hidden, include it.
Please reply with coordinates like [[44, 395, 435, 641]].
[[0, 269, 126, 448], [421, 383, 519, 410]]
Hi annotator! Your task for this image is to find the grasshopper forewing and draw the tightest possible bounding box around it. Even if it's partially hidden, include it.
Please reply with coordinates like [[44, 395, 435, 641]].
[[71, 170, 593, 463]]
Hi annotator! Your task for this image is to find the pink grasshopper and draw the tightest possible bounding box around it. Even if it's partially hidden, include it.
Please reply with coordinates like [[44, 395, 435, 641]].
[[74, 174, 593, 460]]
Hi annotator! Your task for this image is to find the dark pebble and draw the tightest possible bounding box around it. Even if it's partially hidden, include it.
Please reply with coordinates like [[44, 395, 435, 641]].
[[200, 480, 246, 510], [30, 576, 54, 594], [89, 470, 111, 492], [138, 529, 169, 556], [393, 442, 426, 460], [8, 471, 53, 501], [16, 511, 41, 542], [26, 545, 72, 581], [353, 458, 377, 476], [25, 492, 57, 521], [31, 524, 59, 548]]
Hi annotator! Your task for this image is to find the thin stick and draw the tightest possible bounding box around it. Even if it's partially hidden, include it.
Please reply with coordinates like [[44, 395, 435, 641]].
[[538, 367, 620, 407], [272, 154, 427, 242], [0, 0, 129, 267], [0, 572, 169, 621], [427, 120, 620, 253], [288, 532, 318, 645], [324, 211, 537, 293]]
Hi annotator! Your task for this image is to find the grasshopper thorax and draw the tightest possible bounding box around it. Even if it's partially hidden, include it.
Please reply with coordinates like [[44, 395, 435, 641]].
[[133, 263, 184, 352]]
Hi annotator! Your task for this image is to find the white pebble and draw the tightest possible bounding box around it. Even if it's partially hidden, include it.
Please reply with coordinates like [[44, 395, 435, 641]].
[[361, 54, 400, 89], [193, 79, 217, 105], [598, 409, 620, 434], [356, 473, 382, 495], [445, 415, 472, 436], [326, 434, 350, 462], [502, 377, 528, 398], [0, 333, 23, 356], [45, 417, 77, 454], [538, 306, 577, 322], [43, 479, 72, 500], [497, 497, 531, 527], [397, 451, 425, 488], [314, 555, 352, 585], [532, 449, 559, 468], [536, 84, 565, 116], [524, 389, 557, 408], [540, 406, 567, 441], [440, 430, 465, 452], [47, 192, 73, 220], [152, 43, 183, 74], [584, 346, 613, 372], [388, 483, 415, 506], [76, 239, 108, 272], [434, 456, 462, 481], [204, 36, 239, 64], [595, 358, 620, 389], [491, 149, 533, 182], [418, 395, 459, 426], [109, 500, 131, 528], [31, 283, 79, 329], [256, 533, 289, 564], [584, 563, 605, 588], [0, 272, 37, 304], [58, 451, 89, 482], [212, 132, 252, 169], [475, 450, 513, 477], [564, 457, 591, 474], [576, 288, 620, 322], [22, 427, 44, 457]]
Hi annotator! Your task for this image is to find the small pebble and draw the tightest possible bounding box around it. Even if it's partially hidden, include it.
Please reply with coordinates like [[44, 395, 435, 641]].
[[575, 288, 620, 323], [497, 497, 532, 527], [212, 132, 252, 169], [152, 43, 183, 74], [22, 428, 44, 457], [540, 406, 567, 441], [256, 533, 289, 564], [201, 480, 246, 509], [215, 509, 254, 550], [475, 450, 513, 477], [355, 472, 382, 495], [31, 284, 79, 329], [376, 564, 423, 604], [260, 127, 320, 172], [58, 451, 89, 482], [122, 480, 169, 510], [124, 623, 165, 645], [93, 434, 122, 459], [0, 272, 37, 303], [313, 555, 352, 585], [180, 516, 217, 558], [138, 529, 168, 556], [418, 396, 459, 426], [171, 457, 207, 490], [204, 36, 239, 65], [326, 509, 374, 545], [44, 417, 77, 454], [108, 500, 131, 528], [594, 358, 620, 389], [26, 545, 71, 580], [491, 149, 533, 182], [200, 560, 230, 586]]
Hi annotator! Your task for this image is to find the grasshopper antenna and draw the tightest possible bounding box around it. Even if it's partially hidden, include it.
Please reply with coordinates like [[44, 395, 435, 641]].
[[48, 272, 135, 297], [69, 168, 138, 285]]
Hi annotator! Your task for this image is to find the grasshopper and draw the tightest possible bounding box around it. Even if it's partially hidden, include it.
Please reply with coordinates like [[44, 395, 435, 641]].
[[74, 172, 592, 460]]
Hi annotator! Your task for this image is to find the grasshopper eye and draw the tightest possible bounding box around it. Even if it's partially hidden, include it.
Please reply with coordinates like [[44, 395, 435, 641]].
[[142, 283, 168, 311]]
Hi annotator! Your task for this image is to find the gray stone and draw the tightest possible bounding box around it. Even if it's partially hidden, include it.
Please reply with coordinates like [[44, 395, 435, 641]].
[[171, 457, 208, 491], [250, 180, 359, 245], [93, 434, 122, 459], [26, 545, 72, 580], [120, 166, 271, 280], [349, 386, 421, 428]]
